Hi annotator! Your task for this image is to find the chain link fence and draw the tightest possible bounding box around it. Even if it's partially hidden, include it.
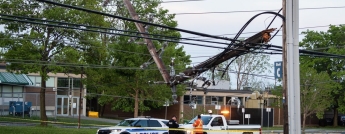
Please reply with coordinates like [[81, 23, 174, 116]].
[[0, 92, 86, 118]]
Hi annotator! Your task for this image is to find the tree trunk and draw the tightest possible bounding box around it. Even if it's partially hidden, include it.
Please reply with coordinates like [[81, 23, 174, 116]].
[[40, 68, 48, 126], [134, 90, 139, 118], [302, 113, 306, 134], [333, 107, 338, 126]]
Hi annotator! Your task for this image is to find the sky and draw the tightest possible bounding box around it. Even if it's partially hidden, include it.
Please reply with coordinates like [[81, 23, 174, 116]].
[[0, 0, 344, 89], [159, 0, 345, 89]]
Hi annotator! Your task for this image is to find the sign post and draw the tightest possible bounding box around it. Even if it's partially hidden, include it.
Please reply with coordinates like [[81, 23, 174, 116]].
[[191, 103, 196, 117], [163, 100, 170, 119], [245, 114, 251, 125], [215, 105, 221, 114], [274, 61, 283, 79], [267, 108, 271, 129]]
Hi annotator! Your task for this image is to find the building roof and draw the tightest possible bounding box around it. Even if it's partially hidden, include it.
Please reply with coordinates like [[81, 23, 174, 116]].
[[0, 72, 34, 85], [193, 80, 231, 90]]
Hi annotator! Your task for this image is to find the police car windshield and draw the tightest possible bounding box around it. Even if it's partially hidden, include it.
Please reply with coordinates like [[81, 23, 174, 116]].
[[188, 116, 212, 125], [117, 120, 137, 126]]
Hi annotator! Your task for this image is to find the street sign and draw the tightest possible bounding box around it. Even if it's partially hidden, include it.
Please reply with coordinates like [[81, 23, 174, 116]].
[[274, 61, 283, 79], [266, 108, 271, 112], [215, 105, 221, 110], [163, 101, 169, 106], [245, 114, 251, 118]]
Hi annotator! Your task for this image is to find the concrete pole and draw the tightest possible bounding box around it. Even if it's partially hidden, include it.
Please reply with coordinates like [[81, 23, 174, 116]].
[[293, 0, 301, 133]]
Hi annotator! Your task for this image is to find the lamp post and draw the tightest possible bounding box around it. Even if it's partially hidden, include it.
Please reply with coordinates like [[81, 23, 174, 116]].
[[242, 108, 245, 125]]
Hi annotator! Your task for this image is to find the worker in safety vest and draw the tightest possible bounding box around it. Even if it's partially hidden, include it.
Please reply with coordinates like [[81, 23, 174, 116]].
[[192, 115, 203, 134]]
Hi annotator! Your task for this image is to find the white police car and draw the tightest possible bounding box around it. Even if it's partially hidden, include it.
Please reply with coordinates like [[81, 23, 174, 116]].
[[96, 116, 169, 134]]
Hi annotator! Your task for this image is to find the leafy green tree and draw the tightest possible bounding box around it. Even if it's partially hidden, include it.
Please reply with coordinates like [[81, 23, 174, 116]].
[[0, 0, 107, 126], [85, 0, 191, 117], [299, 24, 345, 126], [299, 64, 337, 131]]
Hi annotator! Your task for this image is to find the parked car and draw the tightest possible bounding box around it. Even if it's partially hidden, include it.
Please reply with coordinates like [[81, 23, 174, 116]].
[[96, 116, 169, 134]]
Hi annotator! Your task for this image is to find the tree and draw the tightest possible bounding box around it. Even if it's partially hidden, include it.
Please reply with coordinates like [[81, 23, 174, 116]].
[[299, 64, 337, 131], [85, 0, 191, 117], [0, 0, 107, 126], [232, 53, 272, 90], [299, 24, 345, 126], [203, 52, 271, 90]]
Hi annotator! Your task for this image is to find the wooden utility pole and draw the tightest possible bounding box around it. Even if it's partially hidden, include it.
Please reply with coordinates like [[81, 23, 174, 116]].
[[282, 0, 289, 133], [122, 0, 170, 83]]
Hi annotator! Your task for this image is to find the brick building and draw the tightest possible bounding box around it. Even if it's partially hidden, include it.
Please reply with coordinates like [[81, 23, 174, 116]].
[[0, 63, 87, 117]]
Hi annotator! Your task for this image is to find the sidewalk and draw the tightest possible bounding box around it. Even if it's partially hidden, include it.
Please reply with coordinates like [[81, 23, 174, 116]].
[[56, 115, 122, 124]]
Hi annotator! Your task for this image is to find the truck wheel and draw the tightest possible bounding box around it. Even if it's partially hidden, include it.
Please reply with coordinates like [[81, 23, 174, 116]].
[[203, 132, 207, 134], [162, 132, 168, 134]]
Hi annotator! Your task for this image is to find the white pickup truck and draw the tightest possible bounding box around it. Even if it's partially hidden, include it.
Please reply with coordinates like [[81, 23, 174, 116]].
[[179, 114, 261, 134]]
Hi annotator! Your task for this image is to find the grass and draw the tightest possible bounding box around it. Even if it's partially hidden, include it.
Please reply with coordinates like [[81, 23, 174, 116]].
[[0, 126, 97, 134], [0, 115, 116, 127], [262, 126, 345, 130]]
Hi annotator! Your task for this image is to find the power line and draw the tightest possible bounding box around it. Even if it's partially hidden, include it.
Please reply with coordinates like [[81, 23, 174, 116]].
[[0, 16, 283, 54], [0, 37, 211, 61], [1, 17, 342, 59], [35, 0, 284, 43], [0, 13, 233, 46], [171, 6, 345, 15], [183, 24, 344, 40], [0, 16, 235, 50]]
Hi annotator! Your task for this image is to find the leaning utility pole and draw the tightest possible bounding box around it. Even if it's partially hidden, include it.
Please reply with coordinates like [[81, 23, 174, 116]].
[[282, 0, 289, 133], [122, 0, 170, 83]]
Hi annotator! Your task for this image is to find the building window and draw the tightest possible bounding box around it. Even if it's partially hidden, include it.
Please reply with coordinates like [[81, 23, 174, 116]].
[[28, 76, 55, 87], [72, 78, 81, 88], [57, 77, 81, 89], [57, 78, 69, 88], [183, 95, 203, 104], [206, 96, 223, 105], [1, 85, 23, 98]]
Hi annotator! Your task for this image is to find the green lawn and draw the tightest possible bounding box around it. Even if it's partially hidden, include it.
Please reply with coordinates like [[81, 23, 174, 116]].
[[262, 126, 345, 130], [0, 126, 97, 134], [0, 116, 116, 127]]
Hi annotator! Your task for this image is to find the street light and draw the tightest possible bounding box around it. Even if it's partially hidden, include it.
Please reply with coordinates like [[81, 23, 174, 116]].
[[242, 108, 245, 125]]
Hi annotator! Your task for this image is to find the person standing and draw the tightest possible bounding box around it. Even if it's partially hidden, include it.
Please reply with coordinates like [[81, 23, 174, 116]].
[[193, 115, 203, 134], [166, 115, 179, 134]]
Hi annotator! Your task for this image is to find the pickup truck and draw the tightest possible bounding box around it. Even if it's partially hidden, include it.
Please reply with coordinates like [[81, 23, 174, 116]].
[[179, 114, 261, 134]]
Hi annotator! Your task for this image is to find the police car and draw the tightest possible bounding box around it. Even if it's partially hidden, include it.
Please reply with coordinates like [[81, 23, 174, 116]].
[[96, 116, 169, 134]]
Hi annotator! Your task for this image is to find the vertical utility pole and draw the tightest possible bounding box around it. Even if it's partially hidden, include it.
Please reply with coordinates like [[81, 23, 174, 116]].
[[78, 67, 83, 129], [122, 0, 170, 83], [293, 0, 301, 133], [282, 0, 289, 133], [287, 0, 301, 133]]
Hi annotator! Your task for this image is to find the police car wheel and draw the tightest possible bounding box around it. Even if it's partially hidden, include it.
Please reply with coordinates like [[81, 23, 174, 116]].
[[162, 132, 168, 134], [119, 132, 130, 134]]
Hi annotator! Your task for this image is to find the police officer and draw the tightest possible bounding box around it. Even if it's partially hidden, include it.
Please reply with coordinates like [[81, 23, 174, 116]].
[[166, 115, 179, 134]]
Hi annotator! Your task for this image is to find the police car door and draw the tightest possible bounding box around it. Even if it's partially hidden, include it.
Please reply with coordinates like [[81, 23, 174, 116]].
[[209, 117, 227, 134]]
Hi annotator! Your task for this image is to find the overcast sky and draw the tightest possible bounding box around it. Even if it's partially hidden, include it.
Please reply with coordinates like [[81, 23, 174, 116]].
[[160, 0, 345, 89], [0, 0, 344, 89]]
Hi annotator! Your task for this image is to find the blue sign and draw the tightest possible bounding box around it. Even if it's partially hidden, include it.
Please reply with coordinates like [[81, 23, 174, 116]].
[[274, 61, 283, 79]]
